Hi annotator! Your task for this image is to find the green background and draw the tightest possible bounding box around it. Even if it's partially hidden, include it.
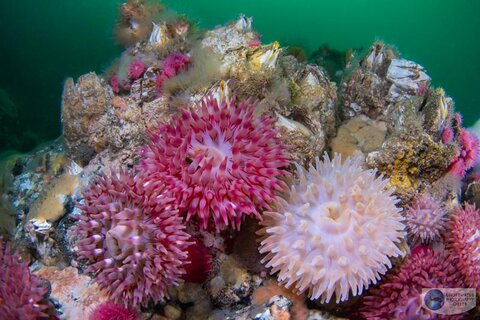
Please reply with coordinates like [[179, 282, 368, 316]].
[[0, 0, 478, 154]]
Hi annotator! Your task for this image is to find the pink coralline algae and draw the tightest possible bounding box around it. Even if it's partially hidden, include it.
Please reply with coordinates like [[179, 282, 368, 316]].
[[404, 194, 447, 244], [155, 52, 190, 92], [127, 59, 145, 80], [89, 302, 138, 320], [0, 238, 57, 320], [138, 96, 291, 231], [449, 128, 479, 178], [360, 248, 463, 320], [74, 169, 191, 307], [447, 203, 480, 293]]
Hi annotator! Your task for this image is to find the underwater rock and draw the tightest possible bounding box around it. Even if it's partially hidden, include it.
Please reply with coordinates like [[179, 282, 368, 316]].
[[366, 130, 458, 203], [34, 266, 109, 320], [340, 42, 431, 123], [61, 72, 113, 165]]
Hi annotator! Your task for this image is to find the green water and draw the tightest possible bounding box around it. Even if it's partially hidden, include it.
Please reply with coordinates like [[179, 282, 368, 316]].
[[0, 0, 479, 154]]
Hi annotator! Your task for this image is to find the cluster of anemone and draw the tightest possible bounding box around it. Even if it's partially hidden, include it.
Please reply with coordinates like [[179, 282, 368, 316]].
[[360, 247, 463, 319], [258, 154, 405, 304], [443, 113, 479, 178], [155, 52, 190, 93], [404, 194, 447, 244], [0, 238, 57, 319], [74, 169, 191, 307], [138, 95, 291, 230], [447, 203, 480, 293]]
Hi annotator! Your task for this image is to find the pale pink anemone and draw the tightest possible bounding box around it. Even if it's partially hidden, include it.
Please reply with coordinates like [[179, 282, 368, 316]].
[[361, 248, 463, 320], [0, 238, 57, 320], [138, 96, 291, 231], [404, 194, 447, 244], [74, 169, 191, 307], [447, 203, 480, 294]]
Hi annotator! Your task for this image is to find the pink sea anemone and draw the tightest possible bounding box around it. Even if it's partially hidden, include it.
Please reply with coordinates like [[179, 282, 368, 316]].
[[441, 127, 454, 144], [110, 75, 120, 94], [138, 96, 291, 231], [449, 128, 479, 178], [74, 169, 191, 307], [155, 52, 190, 93], [361, 248, 463, 320], [447, 203, 480, 293], [128, 59, 145, 80], [89, 302, 138, 320], [0, 238, 57, 319], [404, 194, 447, 244], [162, 52, 190, 78]]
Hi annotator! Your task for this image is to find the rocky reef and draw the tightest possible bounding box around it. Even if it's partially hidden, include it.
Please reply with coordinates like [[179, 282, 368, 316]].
[[1, 1, 479, 319]]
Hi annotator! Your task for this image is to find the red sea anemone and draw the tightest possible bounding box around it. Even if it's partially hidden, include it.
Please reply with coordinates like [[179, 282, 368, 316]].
[[360, 248, 463, 320], [89, 302, 138, 320], [182, 238, 213, 283], [138, 96, 291, 231], [74, 169, 191, 307], [110, 75, 120, 94], [155, 52, 190, 93], [128, 59, 145, 80], [0, 238, 57, 319], [447, 203, 480, 293]]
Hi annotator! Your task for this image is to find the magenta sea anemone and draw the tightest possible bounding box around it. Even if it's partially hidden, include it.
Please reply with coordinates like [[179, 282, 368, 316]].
[[128, 59, 145, 80], [449, 128, 479, 178], [74, 169, 191, 307], [360, 248, 463, 320], [89, 301, 138, 320], [405, 194, 447, 244], [138, 96, 291, 231], [0, 238, 57, 320], [258, 154, 405, 303], [447, 203, 480, 293]]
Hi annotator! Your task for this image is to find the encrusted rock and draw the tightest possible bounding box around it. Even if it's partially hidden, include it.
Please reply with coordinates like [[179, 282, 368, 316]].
[[34, 266, 109, 320], [61, 73, 113, 165]]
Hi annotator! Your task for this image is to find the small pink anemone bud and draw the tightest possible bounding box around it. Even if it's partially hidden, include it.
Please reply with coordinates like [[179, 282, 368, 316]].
[[110, 75, 120, 93], [89, 302, 138, 320], [449, 128, 479, 178], [441, 127, 454, 144], [127, 59, 145, 80], [447, 203, 480, 294], [455, 112, 463, 127], [361, 248, 464, 319], [138, 95, 291, 231], [74, 169, 191, 307], [248, 40, 261, 47], [405, 194, 447, 244], [0, 238, 57, 319]]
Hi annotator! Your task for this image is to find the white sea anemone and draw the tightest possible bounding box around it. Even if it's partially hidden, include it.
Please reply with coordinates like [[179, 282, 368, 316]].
[[258, 153, 405, 303]]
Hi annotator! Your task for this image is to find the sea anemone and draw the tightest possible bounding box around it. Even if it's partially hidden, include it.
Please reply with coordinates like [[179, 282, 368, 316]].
[[258, 154, 405, 303], [0, 238, 56, 319], [449, 128, 479, 178], [110, 75, 120, 94], [155, 52, 190, 93], [404, 194, 447, 244], [447, 203, 480, 293], [138, 95, 290, 231], [74, 169, 191, 307], [182, 238, 213, 283], [89, 302, 138, 320], [360, 248, 463, 320], [127, 59, 145, 80]]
